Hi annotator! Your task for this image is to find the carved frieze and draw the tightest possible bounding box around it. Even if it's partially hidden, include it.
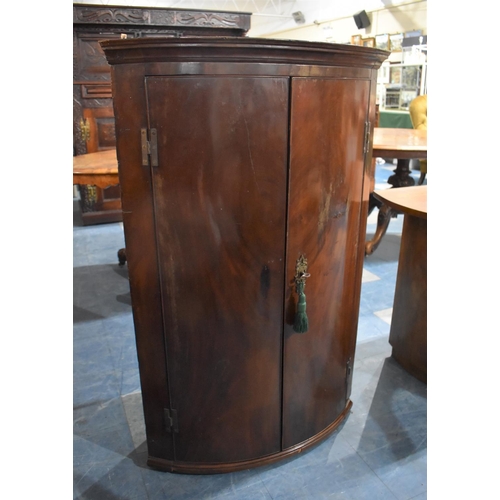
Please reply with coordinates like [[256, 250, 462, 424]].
[[73, 5, 251, 32], [74, 7, 150, 24], [147, 11, 176, 25], [152, 11, 247, 29]]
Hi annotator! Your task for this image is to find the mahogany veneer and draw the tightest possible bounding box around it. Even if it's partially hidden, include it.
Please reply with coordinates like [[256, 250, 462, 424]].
[[101, 37, 388, 473]]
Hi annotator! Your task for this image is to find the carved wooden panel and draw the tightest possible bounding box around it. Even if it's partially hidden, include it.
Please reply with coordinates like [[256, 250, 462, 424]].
[[83, 107, 116, 152], [73, 4, 251, 33], [74, 32, 119, 81], [81, 83, 112, 99]]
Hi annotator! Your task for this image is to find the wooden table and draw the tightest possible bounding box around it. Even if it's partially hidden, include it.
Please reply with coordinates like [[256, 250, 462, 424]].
[[365, 127, 427, 255], [73, 149, 122, 226], [374, 186, 427, 383], [73, 149, 119, 188]]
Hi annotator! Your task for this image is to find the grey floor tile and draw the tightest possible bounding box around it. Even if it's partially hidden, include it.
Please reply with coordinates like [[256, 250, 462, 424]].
[[373, 448, 427, 500], [355, 335, 393, 361], [74, 457, 149, 500], [356, 315, 390, 343], [409, 492, 426, 500]]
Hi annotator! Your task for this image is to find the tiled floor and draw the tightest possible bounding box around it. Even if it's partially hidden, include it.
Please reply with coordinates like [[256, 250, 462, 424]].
[[73, 161, 426, 499]]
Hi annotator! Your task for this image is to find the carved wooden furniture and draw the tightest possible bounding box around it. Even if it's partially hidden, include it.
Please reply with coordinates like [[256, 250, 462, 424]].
[[73, 150, 120, 224], [373, 186, 427, 383], [73, 3, 251, 225], [101, 37, 388, 474], [366, 127, 427, 255]]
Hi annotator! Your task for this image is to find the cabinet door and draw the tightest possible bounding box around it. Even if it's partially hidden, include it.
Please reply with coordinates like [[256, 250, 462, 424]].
[[283, 78, 370, 449], [145, 76, 289, 463]]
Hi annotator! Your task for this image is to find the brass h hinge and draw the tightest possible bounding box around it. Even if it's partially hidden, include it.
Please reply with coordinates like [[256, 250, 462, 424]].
[[363, 121, 371, 155], [141, 128, 158, 167], [164, 408, 179, 433]]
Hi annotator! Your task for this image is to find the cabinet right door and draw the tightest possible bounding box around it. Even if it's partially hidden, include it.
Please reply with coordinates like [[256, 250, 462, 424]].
[[283, 77, 371, 449]]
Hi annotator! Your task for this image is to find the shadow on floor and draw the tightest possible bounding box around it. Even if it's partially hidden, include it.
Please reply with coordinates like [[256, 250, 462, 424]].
[[73, 264, 131, 323]]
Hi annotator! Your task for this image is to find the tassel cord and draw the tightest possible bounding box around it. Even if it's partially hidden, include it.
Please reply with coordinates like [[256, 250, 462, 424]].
[[293, 280, 309, 333]]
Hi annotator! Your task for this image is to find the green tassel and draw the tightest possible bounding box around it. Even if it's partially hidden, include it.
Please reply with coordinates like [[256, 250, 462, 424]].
[[293, 281, 309, 333]]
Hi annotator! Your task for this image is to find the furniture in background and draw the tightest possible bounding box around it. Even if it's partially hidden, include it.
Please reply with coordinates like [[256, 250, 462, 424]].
[[73, 149, 118, 187], [409, 94, 428, 185], [73, 3, 251, 225], [379, 109, 413, 129], [102, 36, 388, 473], [73, 150, 120, 225], [373, 186, 427, 383], [366, 127, 427, 255]]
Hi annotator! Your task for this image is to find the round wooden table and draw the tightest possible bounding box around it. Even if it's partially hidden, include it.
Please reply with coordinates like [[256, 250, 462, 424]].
[[373, 185, 427, 383], [366, 127, 427, 255]]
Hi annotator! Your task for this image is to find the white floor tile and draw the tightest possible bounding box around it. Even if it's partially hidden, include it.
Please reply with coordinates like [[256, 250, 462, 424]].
[[362, 268, 380, 283], [374, 308, 393, 325]]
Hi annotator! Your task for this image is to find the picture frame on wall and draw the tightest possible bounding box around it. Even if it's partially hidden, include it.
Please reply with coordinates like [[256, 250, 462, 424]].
[[362, 37, 375, 48], [390, 66, 402, 85], [375, 34, 390, 51], [389, 33, 404, 52], [350, 34, 362, 46]]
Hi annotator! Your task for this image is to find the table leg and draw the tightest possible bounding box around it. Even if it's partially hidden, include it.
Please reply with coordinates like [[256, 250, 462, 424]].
[[389, 215, 427, 383], [388, 159, 415, 188], [118, 248, 127, 266], [365, 159, 415, 255], [365, 204, 396, 256]]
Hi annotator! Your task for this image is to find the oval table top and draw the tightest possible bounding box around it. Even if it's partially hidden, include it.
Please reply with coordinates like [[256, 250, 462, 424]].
[[373, 185, 427, 220], [372, 127, 427, 159], [73, 149, 118, 175]]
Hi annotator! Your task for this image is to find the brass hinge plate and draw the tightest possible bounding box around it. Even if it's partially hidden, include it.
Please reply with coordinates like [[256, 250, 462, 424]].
[[141, 128, 159, 167], [363, 121, 371, 155]]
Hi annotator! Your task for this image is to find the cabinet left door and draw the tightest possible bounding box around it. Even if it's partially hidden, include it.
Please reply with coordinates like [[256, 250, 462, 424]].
[[145, 75, 289, 464]]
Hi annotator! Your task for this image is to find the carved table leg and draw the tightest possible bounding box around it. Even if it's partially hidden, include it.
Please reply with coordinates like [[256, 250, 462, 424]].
[[365, 159, 415, 255], [365, 204, 397, 256], [368, 192, 382, 217], [118, 248, 127, 266]]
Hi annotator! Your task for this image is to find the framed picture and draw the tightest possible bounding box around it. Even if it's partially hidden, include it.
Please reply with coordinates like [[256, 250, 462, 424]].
[[350, 34, 362, 46], [362, 37, 375, 48], [375, 34, 390, 51], [400, 90, 418, 110], [390, 66, 402, 85], [402, 65, 421, 89], [389, 33, 404, 52]]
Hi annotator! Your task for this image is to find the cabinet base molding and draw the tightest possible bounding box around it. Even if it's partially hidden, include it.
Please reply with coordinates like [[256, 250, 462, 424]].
[[147, 400, 353, 474]]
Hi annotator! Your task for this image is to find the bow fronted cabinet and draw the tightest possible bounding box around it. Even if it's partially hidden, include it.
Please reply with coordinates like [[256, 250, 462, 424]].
[[101, 37, 388, 473]]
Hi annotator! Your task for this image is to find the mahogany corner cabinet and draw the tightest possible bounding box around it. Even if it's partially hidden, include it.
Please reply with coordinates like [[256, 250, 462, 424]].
[[101, 37, 388, 474]]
